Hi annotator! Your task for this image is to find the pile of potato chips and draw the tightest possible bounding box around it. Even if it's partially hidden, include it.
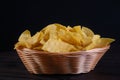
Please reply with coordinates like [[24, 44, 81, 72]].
[[14, 23, 115, 52]]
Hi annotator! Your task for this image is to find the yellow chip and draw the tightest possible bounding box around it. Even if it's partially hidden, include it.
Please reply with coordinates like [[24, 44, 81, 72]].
[[42, 39, 77, 52], [18, 30, 31, 42], [66, 26, 73, 31], [15, 30, 32, 49], [14, 41, 26, 49], [14, 23, 115, 52], [15, 40, 32, 49], [82, 27, 94, 37], [96, 38, 115, 48], [54, 23, 66, 30], [85, 35, 101, 50], [30, 32, 41, 44], [58, 29, 82, 45], [72, 25, 82, 32]]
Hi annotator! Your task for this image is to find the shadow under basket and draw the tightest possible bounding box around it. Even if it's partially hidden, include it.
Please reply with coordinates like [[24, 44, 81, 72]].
[[16, 46, 110, 74]]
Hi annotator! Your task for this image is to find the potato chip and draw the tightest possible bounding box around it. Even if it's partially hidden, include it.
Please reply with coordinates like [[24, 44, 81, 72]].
[[42, 38, 77, 52], [66, 26, 73, 31], [14, 41, 26, 49], [28, 32, 43, 48], [15, 40, 32, 49], [39, 31, 49, 45], [16, 30, 32, 48], [18, 30, 31, 42], [30, 32, 41, 44], [14, 23, 115, 52], [85, 35, 101, 50], [96, 38, 115, 48], [73, 25, 82, 32], [82, 27, 94, 37], [58, 29, 82, 46], [54, 23, 66, 30], [85, 35, 115, 50]]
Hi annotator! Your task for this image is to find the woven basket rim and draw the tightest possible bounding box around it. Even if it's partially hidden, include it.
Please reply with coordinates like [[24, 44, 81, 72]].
[[16, 45, 110, 56]]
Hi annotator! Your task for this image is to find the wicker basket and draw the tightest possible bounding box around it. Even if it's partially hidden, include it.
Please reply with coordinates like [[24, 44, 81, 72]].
[[16, 46, 110, 74]]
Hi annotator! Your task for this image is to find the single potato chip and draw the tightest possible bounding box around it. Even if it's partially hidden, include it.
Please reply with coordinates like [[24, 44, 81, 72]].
[[85, 35, 101, 50], [16, 30, 32, 48], [42, 38, 77, 52], [14, 41, 26, 49], [96, 38, 115, 48], [58, 29, 82, 46], [82, 27, 94, 37], [18, 30, 31, 42]]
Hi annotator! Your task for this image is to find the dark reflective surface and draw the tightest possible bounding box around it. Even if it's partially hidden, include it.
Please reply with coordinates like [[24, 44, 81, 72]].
[[0, 46, 120, 80]]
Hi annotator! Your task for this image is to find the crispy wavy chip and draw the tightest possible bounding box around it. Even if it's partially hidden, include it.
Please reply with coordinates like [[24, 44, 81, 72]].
[[85, 35, 101, 50], [96, 38, 115, 48], [85, 35, 115, 50], [73, 25, 82, 32], [58, 29, 82, 45], [14, 41, 26, 49], [82, 27, 94, 37], [42, 39, 77, 52], [14, 23, 115, 52], [16, 30, 32, 48], [18, 30, 31, 42]]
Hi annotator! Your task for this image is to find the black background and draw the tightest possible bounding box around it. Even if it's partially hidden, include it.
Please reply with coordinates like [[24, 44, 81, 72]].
[[0, 0, 120, 76], [1, 0, 120, 51]]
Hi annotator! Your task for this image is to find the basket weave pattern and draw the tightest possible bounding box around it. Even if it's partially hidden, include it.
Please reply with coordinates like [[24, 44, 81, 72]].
[[16, 46, 110, 74]]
